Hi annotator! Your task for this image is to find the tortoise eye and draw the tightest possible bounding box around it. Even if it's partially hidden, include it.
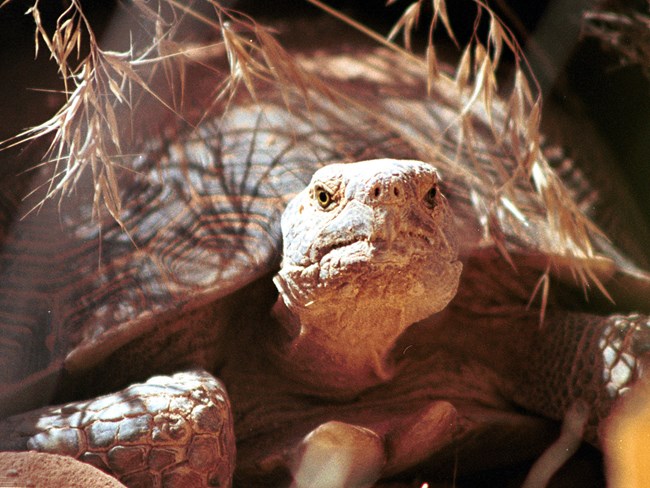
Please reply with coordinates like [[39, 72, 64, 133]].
[[424, 185, 437, 208], [315, 185, 333, 209]]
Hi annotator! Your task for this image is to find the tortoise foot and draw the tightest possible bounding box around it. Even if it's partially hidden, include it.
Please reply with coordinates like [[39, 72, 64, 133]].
[[289, 402, 458, 487], [0, 369, 235, 487], [291, 421, 386, 488]]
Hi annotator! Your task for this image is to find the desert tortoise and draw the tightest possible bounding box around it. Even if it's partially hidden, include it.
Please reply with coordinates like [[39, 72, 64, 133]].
[[0, 11, 649, 488]]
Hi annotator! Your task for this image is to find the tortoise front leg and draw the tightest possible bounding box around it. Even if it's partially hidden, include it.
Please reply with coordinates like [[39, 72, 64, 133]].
[[0, 369, 235, 487], [516, 311, 650, 441], [516, 312, 650, 484]]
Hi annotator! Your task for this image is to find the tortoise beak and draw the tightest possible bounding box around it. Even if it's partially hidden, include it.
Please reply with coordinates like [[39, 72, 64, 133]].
[[309, 200, 374, 263]]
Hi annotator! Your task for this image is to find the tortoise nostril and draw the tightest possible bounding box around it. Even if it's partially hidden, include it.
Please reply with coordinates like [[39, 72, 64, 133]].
[[370, 182, 407, 202]]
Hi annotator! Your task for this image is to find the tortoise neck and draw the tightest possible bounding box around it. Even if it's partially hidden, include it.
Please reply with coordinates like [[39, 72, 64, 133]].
[[269, 296, 406, 395]]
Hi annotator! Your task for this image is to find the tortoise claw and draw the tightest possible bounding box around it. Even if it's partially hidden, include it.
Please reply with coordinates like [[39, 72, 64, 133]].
[[287, 402, 459, 487], [0, 369, 235, 487], [291, 421, 385, 488]]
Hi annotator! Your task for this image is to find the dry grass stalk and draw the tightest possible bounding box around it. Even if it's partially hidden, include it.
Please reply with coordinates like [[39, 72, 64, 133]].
[[1, 0, 335, 223], [375, 0, 608, 303], [2, 0, 608, 299]]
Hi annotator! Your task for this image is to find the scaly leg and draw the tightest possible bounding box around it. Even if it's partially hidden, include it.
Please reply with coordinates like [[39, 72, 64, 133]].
[[516, 312, 650, 484], [0, 369, 235, 487]]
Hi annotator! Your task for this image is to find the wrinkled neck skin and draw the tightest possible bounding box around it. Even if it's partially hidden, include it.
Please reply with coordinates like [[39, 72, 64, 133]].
[[270, 283, 414, 394], [268, 159, 463, 396]]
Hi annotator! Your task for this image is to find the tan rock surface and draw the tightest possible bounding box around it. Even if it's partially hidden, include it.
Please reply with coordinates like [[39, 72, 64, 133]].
[[0, 451, 125, 488]]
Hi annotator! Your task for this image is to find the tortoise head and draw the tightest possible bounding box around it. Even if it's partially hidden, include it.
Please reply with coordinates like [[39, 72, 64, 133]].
[[273, 159, 462, 393]]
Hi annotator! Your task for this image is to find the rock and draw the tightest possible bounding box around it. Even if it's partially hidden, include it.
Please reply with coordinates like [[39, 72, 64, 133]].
[[0, 451, 125, 487]]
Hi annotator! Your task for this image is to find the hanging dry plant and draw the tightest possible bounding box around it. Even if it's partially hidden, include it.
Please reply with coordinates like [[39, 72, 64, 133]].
[[1, 0, 612, 301]]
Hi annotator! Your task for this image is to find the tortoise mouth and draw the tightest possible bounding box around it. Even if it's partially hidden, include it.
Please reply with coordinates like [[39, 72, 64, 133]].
[[315, 232, 439, 269]]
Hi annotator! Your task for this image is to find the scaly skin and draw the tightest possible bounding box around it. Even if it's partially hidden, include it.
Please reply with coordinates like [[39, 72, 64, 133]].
[[0, 371, 234, 487], [516, 311, 650, 444]]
